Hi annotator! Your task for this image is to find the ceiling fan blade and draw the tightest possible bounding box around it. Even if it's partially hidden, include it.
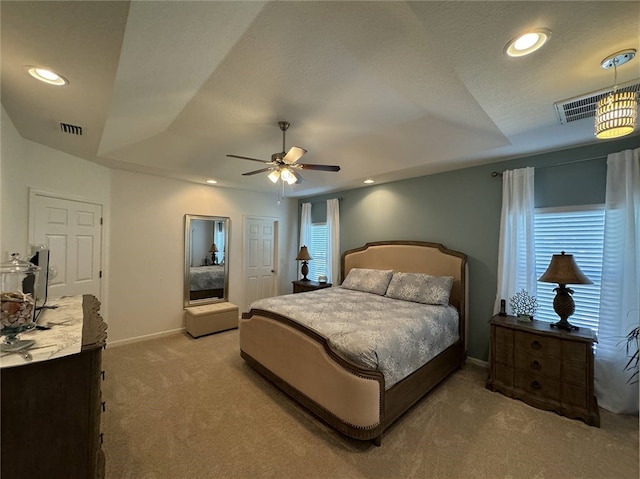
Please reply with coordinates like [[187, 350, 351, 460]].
[[242, 167, 273, 176], [298, 163, 341, 172], [227, 154, 267, 164], [282, 146, 307, 165]]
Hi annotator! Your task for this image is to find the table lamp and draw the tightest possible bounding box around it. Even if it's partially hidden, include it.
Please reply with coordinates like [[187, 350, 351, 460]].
[[295, 246, 312, 281], [209, 243, 219, 265], [538, 251, 592, 331]]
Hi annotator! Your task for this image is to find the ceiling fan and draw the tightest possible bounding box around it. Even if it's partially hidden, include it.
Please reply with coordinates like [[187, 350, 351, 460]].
[[227, 121, 340, 185]]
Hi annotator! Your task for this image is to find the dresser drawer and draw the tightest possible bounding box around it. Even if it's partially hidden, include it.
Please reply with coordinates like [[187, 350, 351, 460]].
[[562, 360, 587, 385], [515, 372, 561, 401], [515, 350, 560, 378], [515, 331, 560, 357]]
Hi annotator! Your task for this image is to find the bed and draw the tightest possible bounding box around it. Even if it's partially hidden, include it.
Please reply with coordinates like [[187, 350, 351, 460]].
[[239, 241, 468, 445], [189, 265, 225, 300]]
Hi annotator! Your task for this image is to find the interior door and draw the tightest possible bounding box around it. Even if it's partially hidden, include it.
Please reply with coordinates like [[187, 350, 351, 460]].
[[29, 192, 102, 298], [243, 217, 277, 312]]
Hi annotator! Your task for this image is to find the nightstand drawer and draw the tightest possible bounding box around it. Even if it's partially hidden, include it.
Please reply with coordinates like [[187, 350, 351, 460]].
[[515, 350, 560, 378], [494, 363, 514, 388], [515, 331, 560, 357], [515, 372, 561, 401], [563, 341, 588, 362], [495, 326, 513, 345], [562, 382, 588, 408], [562, 360, 587, 385], [494, 343, 514, 366]]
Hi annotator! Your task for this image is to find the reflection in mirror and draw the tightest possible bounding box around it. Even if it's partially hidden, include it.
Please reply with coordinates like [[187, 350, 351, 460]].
[[184, 215, 230, 307]]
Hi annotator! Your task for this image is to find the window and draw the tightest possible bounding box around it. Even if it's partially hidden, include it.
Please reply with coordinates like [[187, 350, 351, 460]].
[[534, 205, 605, 334], [307, 223, 327, 281]]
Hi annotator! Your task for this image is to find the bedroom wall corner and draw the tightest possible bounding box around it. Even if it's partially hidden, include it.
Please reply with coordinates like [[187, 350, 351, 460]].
[[107, 170, 297, 344]]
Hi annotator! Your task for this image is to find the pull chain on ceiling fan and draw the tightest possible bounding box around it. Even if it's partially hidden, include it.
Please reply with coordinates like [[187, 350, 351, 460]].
[[227, 121, 340, 185]]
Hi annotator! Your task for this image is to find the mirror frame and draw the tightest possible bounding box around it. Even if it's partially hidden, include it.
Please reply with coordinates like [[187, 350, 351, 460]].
[[184, 214, 230, 307]]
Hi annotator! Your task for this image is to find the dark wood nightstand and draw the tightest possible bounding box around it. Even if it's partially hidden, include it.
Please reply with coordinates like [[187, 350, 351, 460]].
[[292, 280, 332, 293], [486, 314, 600, 427]]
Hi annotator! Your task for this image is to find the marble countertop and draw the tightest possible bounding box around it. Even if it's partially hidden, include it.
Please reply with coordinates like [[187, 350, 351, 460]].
[[0, 296, 84, 369]]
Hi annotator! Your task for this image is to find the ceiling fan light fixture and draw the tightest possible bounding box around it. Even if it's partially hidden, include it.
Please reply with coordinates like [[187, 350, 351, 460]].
[[504, 28, 551, 57], [595, 50, 638, 139], [280, 168, 297, 185], [268, 170, 280, 183], [26, 66, 68, 86]]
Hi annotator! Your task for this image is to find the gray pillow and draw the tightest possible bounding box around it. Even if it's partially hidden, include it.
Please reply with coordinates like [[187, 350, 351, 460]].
[[341, 268, 393, 296], [385, 272, 454, 305]]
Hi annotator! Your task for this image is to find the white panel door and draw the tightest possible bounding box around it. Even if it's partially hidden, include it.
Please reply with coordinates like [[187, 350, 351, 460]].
[[30, 193, 102, 298], [243, 217, 277, 312]]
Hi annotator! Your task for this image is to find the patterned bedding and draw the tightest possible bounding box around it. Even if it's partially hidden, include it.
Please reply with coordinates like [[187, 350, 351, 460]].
[[189, 265, 225, 291], [250, 287, 459, 389]]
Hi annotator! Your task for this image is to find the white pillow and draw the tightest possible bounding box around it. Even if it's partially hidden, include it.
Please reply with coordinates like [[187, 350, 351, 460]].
[[341, 268, 393, 296], [385, 272, 453, 305]]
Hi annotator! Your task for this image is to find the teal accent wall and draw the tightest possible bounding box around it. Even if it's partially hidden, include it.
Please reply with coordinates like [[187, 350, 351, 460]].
[[299, 135, 640, 361]]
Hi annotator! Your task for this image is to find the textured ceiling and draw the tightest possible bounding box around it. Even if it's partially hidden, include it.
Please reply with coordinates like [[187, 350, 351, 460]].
[[2, 1, 639, 197]]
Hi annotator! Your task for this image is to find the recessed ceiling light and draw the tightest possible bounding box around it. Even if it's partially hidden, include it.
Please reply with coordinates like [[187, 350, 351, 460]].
[[206, 179, 218, 184], [363, 179, 375, 184], [26, 66, 68, 86], [504, 29, 551, 57]]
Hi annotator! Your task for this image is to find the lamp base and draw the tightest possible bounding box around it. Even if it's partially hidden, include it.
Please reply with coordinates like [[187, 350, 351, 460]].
[[550, 319, 579, 331], [550, 284, 579, 331], [300, 261, 310, 281]]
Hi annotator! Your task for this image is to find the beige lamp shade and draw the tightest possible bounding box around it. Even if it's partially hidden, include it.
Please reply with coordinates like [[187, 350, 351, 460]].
[[209, 244, 219, 253], [595, 91, 637, 139], [539, 251, 592, 285], [295, 246, 312, 261]]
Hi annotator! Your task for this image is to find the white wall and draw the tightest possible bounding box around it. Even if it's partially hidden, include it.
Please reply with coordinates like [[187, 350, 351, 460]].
[[1, 105, 112, 296], [108, 170, 298, 343], [2, 105, 299, 345]]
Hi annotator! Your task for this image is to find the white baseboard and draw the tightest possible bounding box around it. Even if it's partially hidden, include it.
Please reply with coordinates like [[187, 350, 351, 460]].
[[466, 356, 488, 368], [107, 327, 186, 348]]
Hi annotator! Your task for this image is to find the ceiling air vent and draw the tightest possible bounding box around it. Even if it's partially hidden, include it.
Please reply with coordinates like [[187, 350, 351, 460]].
[[554, 78, 640, 124], [59, 122, 83, 135]]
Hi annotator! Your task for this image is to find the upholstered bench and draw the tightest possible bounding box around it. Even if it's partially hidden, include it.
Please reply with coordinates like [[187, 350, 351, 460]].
[[184, 302, 239, 338]]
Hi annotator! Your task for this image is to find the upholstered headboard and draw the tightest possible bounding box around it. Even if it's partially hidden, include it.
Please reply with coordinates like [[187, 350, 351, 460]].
[[341, 241, 468, 346]]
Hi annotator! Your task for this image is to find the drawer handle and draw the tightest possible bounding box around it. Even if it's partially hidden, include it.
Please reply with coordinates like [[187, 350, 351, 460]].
[[530, 340, 542, 350], [102, 401, 106, 412], [530, 360, 541, 370], [531, 380, 542, 390]]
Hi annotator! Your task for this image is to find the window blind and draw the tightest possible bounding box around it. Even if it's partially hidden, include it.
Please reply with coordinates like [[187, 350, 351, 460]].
[[534, 206, 605, 334], [307, 223, 327, 281]]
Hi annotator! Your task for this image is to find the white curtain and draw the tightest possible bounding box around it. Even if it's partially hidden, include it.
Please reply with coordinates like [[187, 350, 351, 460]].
[[299, 203, 312, 280], [594, 148, 640, 414], [326, 198, 340, 284], [494, 167, 537, 314]]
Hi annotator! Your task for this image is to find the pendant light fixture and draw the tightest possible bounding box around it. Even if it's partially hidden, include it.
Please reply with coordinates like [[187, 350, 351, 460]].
[[595, 49, 638, 139]]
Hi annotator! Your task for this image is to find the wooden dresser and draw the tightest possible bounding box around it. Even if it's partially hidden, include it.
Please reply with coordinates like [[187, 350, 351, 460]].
[[0, 294, 108, 479], [486, 314, 599, 427]]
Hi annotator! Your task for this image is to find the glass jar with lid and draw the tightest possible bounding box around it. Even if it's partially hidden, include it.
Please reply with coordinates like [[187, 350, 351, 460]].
[[1, 253, 40, 349]]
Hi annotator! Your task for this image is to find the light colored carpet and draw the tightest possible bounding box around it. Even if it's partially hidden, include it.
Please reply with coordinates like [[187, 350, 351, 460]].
[[102, 330, 638, 479]]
